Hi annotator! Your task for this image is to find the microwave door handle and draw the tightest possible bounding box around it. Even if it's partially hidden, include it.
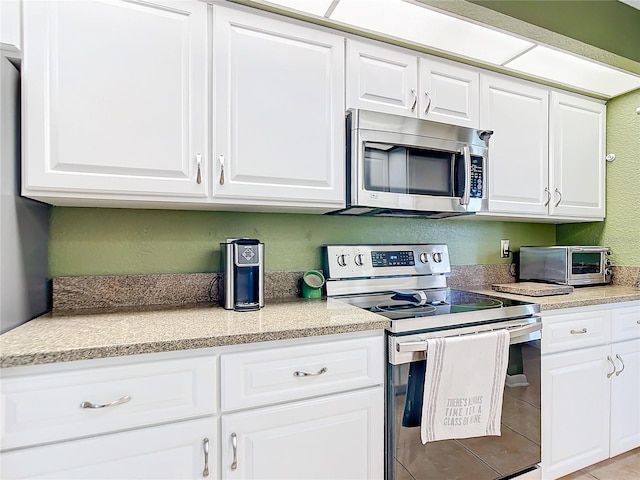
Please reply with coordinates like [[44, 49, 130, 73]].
[[460, 146, 471, 206]]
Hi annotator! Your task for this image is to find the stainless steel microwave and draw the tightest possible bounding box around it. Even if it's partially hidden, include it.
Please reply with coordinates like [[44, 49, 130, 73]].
[[520, 246, 612, 286], [331, 109, 493, 218]]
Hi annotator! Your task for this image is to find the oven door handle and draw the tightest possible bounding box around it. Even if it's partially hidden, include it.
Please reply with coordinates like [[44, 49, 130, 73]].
[[395, 322, 542, 353]]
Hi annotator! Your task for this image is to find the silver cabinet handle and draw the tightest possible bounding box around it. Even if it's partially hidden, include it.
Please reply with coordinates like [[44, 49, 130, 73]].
[[80, 395, 131, 409], [424, 91, 432, 114], [218, 154, 225, 185], [555, 188, 562, 207], [606, 355, 616, 378], [410, 88, 417, 112], [459, 145, 471, 206], [570, 328, 587, 335], [196, 153, 202, 185], [544, 187, 551, 207], [294, 367, 328, 377], [202, 438, 210, 477], [230, 433, 238, 471], [615, 354, 625, 376]]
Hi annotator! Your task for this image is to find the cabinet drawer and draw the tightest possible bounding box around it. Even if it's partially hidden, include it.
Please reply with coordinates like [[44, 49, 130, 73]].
[[221, 336, 384, 411], [0, 416, 218, 480], [1, 356, 217, 451], [542, 309, 611, 354], [612, 303, 640, 342]]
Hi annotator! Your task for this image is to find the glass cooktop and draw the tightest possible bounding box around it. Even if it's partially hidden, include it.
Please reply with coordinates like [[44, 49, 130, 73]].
[[340, 288, 539, 334]]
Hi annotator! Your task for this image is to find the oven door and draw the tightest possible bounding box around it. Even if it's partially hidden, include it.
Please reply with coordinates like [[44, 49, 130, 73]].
[[386, 318, 542, 480]]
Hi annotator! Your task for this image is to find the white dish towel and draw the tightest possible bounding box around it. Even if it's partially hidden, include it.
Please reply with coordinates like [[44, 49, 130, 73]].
[[421, 329, 510, 444]]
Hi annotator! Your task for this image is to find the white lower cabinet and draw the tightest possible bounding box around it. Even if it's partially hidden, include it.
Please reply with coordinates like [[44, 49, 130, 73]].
[[0, 416, 218, 480], [0, 331, 385, 479], [221, 388, 384, 480], [542, 345, 611, 479], [541, 302, 640, 479], [219, 334, 385, 480], [609, 338, 640, 456]]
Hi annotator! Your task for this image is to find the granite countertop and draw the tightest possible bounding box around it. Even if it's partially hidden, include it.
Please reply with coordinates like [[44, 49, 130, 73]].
[[2, 284, 639, 369], [0, 299, 389, 369], [468, 284, 640, 310]]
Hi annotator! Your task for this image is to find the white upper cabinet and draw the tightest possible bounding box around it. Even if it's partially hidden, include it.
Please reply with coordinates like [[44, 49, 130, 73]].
[[213, 6, 345, 210], [346, 39, 418, 117], [480, 74, 549, 216], [21, 0, 208, 204], [479, 74, 606, 222], [0, 0, 22, 50], [418, 57, 479, 128], [549, 92, 606, 219], [346, 38, 479, 127]]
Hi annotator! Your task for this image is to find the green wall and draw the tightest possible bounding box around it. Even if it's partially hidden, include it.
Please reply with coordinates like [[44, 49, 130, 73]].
[[469, 1, 640, 63], [557, 89, 640, 266], [49, 209, 555, 276]]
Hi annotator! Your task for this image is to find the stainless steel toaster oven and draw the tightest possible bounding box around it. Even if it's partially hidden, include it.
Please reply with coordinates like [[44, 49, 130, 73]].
[[519, 246, 612, 286]]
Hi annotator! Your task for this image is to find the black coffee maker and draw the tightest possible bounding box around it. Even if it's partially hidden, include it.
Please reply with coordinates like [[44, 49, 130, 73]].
[[220, 238, 264, 311]]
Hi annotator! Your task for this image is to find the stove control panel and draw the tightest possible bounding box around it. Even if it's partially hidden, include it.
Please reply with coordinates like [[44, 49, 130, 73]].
[[323, 244, 450, 280]]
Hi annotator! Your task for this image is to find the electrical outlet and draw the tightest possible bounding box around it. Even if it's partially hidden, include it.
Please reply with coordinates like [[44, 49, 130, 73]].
[[500, 240, 510, 258]]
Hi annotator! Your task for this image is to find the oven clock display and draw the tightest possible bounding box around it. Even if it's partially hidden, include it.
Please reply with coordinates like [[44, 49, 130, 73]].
[[371, 250, 415, 267]]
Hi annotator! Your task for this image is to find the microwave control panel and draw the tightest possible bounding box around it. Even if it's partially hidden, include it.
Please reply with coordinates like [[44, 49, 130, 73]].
[[470, 156, 483, 198]]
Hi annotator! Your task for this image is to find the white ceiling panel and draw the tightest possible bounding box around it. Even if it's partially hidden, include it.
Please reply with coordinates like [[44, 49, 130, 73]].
[[330, 0, 535, 65], [504, 45, 640, 97]]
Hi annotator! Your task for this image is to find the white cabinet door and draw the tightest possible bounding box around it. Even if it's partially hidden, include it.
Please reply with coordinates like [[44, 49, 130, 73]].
[[221, 387, 384, 480], [419, 57, 479, 128], [22, 0, 208, 203], [0, 417, 218, 479], [480, 74, 549, 215], [549, 92, 606, 219], [609, 338, 640, 457], [213, 6, 345, 211], [0, 0, 21, 50], [346, 39, 418, 117], [541, 345, 610, 480]]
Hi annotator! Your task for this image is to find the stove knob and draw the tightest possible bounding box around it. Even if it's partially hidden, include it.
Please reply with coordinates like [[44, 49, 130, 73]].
[[419, 252, 429, 263], [336, 254, 348, 267], [605, 258, 612, 266], [354, 254, 365, 266], [432, 252, 443, 263]]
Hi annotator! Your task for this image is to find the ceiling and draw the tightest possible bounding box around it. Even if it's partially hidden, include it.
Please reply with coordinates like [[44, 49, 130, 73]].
[[240, 0, 640, 98], [469, 0, 640, 64]]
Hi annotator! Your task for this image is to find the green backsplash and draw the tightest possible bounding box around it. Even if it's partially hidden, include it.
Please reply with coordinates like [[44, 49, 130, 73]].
[[49, 209, 555, 276], [557, 89, 640, 266]]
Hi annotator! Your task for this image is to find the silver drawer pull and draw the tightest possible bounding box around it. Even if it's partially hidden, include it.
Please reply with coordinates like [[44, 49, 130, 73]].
[[230, 433, 238, 471], [294, 367, 328, 377], [570, 328, 587, 335], [80, 395, 131, 409], [606, 356, 616, 378], [202, 438, 210, 477], [196, 153, 202, 185], [615, 354, 625, 376]]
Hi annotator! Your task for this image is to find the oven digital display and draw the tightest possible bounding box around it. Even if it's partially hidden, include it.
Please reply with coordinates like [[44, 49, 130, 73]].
[[371, 250, 415, 267]]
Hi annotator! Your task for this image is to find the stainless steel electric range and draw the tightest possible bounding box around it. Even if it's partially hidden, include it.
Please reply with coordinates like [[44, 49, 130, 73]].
[[323, 244, 542, 480]]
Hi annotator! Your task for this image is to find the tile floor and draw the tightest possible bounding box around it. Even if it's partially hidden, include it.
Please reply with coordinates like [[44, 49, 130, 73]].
[[558, 447, 640, 480]]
